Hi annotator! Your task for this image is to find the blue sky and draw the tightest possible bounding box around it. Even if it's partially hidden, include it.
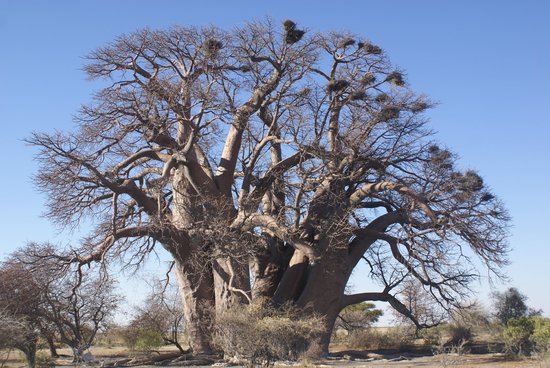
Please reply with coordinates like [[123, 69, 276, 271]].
[[1, 0, 549, 318]]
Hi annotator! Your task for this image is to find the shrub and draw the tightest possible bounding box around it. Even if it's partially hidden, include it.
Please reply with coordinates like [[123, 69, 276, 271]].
[[346, 326, 414, 350], [213, 304, 325, 367], [531, 317, 550, 353], [447, 324, 473, 346], [501, 317, 534, 355], [134, 329, 165, 352], [336, 302, 383, 332]]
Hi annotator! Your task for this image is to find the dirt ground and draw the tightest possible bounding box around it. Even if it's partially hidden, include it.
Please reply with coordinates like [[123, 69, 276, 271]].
[[317, 353, 550, 367], [2, 346, 549, 368]]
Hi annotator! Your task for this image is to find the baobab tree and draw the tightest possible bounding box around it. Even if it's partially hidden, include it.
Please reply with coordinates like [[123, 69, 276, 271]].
[[28, 19, 509, 354]]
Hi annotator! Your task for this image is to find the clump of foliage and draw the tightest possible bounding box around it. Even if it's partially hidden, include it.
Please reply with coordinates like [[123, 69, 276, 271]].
[[134, 329, 165, 352], [501, 316, 550, 355], [446, 324, 473, 346], [213, 304, 325, 367], [120, 326, 164, 352], [336, 302, 383, 332], [531, 317, 550, 353], [491, 287, 548, 356], [493, 288, 530, 325], [501, 317, 535, 355]]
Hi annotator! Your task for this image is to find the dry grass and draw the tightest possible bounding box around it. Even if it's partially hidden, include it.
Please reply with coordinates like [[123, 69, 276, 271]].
[[0, 345, 183, 368]]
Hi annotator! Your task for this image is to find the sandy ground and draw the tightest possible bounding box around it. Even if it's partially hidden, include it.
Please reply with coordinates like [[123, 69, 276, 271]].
[[315, 354, 550, 367], [2, 347, 549, 368]]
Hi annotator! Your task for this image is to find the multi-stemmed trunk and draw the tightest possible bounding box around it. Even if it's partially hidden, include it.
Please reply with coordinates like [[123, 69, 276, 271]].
[[170, 167, 253, 354]]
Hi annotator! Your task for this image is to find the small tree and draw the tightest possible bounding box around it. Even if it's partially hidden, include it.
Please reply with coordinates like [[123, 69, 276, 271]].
[[9, 243, 122, 362], [42, 271, 121, 362], [502, 317, 535, 355], [391, 278, 447, 331], [336, 302, 383, 332], [129, 275, 187, 353], [0, 263, 42, 368], [492, 287, 539, 325], [0, 312, 38, 368]]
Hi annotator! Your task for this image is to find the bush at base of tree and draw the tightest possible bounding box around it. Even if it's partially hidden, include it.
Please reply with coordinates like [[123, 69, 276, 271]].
[[213, 305, 325, 367]]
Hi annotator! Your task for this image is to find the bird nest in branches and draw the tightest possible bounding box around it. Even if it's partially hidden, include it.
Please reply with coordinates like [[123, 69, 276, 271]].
[[283, 19, 305, 44], [360, 72, 376, 86], [386, 71, 405, 86], [358, 42, 382, 54], [338, 37, 356, 48], [327, 79, 350, 93]]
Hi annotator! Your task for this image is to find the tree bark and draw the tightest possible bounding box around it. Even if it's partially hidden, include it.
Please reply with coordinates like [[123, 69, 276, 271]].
[[23, 349, 36, 368], [296, 251, 351, 354], [21, 340, 37, 368], [213, 257, 251, 310], [250, 237, 290, 302], [174, 259, 215, 355], [170, 168, 216, 354], [71, 345, 84, 363], [46, 335, 59, 358], [273, 250, 309, 304]]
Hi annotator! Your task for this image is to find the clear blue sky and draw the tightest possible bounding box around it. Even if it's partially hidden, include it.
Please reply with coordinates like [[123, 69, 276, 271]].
[[1, 0, 549, 317]]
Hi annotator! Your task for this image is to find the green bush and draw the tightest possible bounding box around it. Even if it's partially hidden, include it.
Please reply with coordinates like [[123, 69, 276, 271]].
[[501, 317, 534, 355], [134, 329, 165, 352], [531, 317, 550, 353], [499, 316, 550, 356]]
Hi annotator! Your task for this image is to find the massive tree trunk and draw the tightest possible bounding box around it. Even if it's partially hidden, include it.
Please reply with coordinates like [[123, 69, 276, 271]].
[[174, 259, 215, 355], [171, 168, 216, 354], [296, 251, 351, 354]]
